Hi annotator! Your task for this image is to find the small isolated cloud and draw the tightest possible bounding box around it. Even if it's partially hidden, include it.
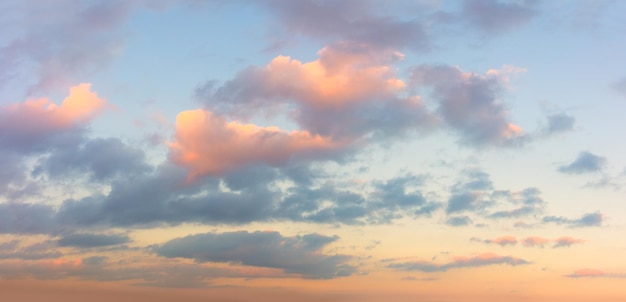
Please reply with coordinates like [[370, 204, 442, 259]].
[[553, 236, 585, 248], [153, 231, 355, 279], [521, 236, 550, 247], [475, 236, 518, 247], [611, 77, 626, 98], [446, 216, 473, 226], [56, 233, 131, 248], [543, 212, 603, 227], [388, 253, 529, 272], [566, 269, 626, 279], [558, 151, 607, 174], [542, 113, 576, 136]]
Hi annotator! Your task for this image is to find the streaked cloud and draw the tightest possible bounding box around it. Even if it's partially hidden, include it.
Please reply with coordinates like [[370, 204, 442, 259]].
[[543, 212, 603, 227], [153, 231, 355, 279], [566, 269, 626, 279], [388, 253, 529, 272]]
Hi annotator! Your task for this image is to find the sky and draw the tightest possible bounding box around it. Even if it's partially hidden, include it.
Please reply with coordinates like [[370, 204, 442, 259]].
[[1, 0, 626, 301]]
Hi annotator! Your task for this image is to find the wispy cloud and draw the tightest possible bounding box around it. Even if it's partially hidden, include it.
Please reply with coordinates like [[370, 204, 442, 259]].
[[388, 253, 529, 272]]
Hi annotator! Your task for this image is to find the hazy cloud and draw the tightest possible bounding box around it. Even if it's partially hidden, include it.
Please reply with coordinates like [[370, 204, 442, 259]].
[[410, 64, 526, 146], [566, 269, 626, 279], [542, 113, 576, 135], [553, 236, 585, 248], [57, 233, 131, 248], [446, 216, 473, 227]]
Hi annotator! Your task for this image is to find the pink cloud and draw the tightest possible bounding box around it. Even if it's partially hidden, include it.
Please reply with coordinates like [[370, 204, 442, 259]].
[[0, 83, 108, 153], [487, 236, 517, 246], [521, 236, 550, 247], [566, 269, 626, 278], [553, 236, 585, 248], [168, 109, 348, 180]]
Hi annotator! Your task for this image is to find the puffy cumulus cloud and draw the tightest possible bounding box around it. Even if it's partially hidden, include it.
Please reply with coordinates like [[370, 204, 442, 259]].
[[566, 269, 626, 279], [0, 240, 62, 260], [200, 43, 434, 140], [553, 236, 585, 248], [411, 64, 526, 146], [153, 231, 355, 279], [0, 83, 108, 154], [0, 0, 172, 94], [254, 0, 430, 52], [459, 0, 538, 34], [541, 113, 576, 136], [521, 236, 550, 247], [388, 253, 529, 272], [56, 233, 131, 248], [168, 109, 347, 179], [543, 212, 603, 227], [34, 137, 151, 182], [558, 151, 607, 174]]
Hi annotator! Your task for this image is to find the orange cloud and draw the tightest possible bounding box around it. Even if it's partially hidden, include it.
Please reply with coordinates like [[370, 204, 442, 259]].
[[5, 83, 107, 128], [169, 109, 348, 179], [255, 44, 405, 109]]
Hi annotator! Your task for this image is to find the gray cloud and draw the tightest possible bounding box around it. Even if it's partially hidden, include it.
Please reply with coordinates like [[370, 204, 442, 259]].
[[552, 236, 584, 248], [558, 151, 607, 174], [0, 240, 62, 260], [256, 0, 431, 52], [410, 64, 526, 146], [446, 216, 472, 227], [388, 253, 529, 272], [33, 138, 152, 182], [153, 231, 355, 279], [542, 212, 603, 227], [0, 0, 170, 95], [566, 269, 626, 279], [611, 77, 626, 98], [542, 113, 576, 135], [460, 0, 538, 34], [57, 233, 131, 248], [0, 203, 56, 234]]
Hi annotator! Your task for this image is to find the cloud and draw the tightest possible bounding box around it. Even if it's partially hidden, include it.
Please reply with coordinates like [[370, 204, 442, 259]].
[[168, 109, 347, 179], [558, 151, 607, 174], [34, 137, 151, 181], [0, 240, 62, 260], [410, 64, 526, 146], [541, 113, 576, 136], [459, 0, 538, 34], [153, 231, 355, 279], [388, 253, 529, 272], [446, 216, 473, 227], [611, 77, 626, 98], [56, 233, 131, 248], [566, 269, 626, 279], [487, 187, 546, 219], [553, 236, 585, 248], [0, 1, 170, 94], [0, 83, 108, 154], [0, 203, 56, 234], [543, 212, 603, 227], [521, 236, 549, 247], [446, 192, 484, 214], [255, 0, 431, 52], [477, 236, 518, 247], [199, 43, 434, 141]]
